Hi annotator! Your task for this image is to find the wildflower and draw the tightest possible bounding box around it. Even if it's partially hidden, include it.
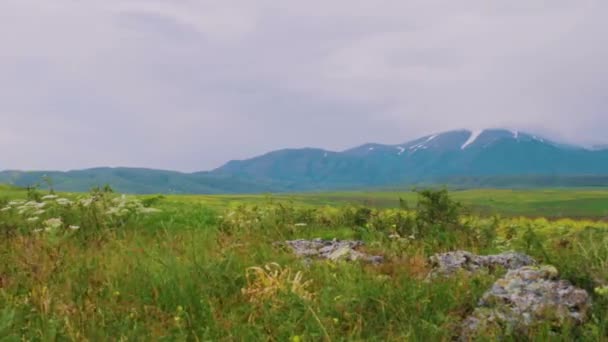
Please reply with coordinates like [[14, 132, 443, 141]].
[[69, 225, 80, 231], [106, 207, 119, 215], [1, 207, 11, 212], [80, 198, 93, 207], [43, 218, 63, 230], [33, 209, 45, 215], [27, 217, 39, 222], [33, 228, 43, 233], [388, 233, 401, 240], [113, 291, 121, 297], [294, 223, 307, 227], [56, 198, 73, 206], [138, 207, 161, 214], [42, 195, 58, 200]]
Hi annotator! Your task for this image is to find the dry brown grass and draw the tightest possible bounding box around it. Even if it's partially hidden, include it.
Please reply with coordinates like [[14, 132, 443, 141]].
[[242, 263, 314, 305]]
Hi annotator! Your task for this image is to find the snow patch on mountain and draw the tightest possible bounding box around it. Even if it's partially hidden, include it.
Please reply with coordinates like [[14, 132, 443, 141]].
[[461, 130, 483, 149], [407, 134, 438, 154], [407, 134, 438, 152], [532, 135, 545, 143]]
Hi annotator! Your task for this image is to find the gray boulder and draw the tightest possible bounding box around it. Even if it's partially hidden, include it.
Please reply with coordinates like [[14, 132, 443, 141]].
[[429, 250, 536, 277], [462, 265, 591, 338], [283, 239, 383, 264]]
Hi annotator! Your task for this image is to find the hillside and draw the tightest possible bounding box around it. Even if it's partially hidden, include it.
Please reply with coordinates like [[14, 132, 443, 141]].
[[0, 168, 281, 194], [2, 129, 608, 193], [214, 129, 608, 189]]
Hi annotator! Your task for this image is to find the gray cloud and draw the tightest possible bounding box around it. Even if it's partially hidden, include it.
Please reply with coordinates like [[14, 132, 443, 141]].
[[1, 0, 606, 171]]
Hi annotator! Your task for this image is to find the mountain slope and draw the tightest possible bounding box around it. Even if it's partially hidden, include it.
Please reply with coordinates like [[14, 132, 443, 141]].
[[213, 129, 608, 188], [3, 128, 608, 194]]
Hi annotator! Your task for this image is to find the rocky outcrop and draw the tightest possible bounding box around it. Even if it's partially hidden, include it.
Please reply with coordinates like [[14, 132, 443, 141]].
[[283, 239, 383, 264], [428, 251, 591, 338], [462, 265, 591, 338], [429, 250, 537, 277]]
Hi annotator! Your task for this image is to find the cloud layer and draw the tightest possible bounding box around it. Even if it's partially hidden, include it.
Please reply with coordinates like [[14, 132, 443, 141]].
[[1, 0, 606, 171]]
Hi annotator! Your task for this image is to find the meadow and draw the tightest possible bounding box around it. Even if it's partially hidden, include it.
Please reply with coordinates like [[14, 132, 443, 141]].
[[2, 185, 608, 340], [165, 187, 608, 218]]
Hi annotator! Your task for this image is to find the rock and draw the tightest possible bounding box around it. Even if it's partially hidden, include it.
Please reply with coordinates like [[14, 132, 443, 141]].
[[429, 251, 536, 277], [462, 265, 591, 338], [283, 239, 383, 264]]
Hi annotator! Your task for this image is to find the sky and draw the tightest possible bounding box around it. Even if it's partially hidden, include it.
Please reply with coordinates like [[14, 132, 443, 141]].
[[1, 0, 607, 172]]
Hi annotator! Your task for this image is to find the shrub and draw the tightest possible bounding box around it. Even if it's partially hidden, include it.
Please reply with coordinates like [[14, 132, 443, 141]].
[[415, 189, 461, 229]]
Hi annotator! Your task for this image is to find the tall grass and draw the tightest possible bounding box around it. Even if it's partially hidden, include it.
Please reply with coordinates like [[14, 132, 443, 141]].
[[1, 188, 608, 340]]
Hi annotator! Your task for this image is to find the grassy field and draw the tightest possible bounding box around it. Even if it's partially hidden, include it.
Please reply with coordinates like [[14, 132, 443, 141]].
[[2, 185, 608, 340], [162, 188, 608, 219]]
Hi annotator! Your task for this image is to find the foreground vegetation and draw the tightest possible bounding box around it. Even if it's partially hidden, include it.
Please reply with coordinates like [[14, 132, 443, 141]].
[[2, 185, 608, 340]]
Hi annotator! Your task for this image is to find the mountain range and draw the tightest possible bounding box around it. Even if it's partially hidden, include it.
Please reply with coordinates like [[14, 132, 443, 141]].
[[2, 128, 608, 194]]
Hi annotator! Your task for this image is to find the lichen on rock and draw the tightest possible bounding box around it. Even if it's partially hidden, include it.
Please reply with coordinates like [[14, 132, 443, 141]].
[[429, 250, 537, 277], [462, 265, 591, 339]]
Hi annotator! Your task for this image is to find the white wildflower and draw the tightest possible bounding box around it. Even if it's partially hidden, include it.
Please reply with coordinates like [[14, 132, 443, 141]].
[[69, 225, 80, 231], [33, 209, 45, 216], [294, 223, 308, 227], [42, 195, 58, 200], [33, 228, 43, 233], [27, 217, 39, 222], [43, 218, 63, 229], [8, 200, 24, 206], [106, 207, 120, 215], [138, 207, 161, 214], [80, 198, 93, 207], [56, 198, 73, 206], [1, 207, 11, 212]]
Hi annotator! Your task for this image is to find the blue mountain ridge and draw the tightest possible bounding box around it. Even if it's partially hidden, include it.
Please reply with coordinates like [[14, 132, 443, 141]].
[[2, 129, 608, 193]]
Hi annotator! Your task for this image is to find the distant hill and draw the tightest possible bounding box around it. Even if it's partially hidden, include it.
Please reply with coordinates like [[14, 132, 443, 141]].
[[3, 129, 608, 193], [0, 168, 282, 194], [215, 129, 608, 189]]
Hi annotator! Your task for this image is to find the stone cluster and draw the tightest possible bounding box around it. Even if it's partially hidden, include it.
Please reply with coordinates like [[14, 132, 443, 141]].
[[283, 239, 384, 264], [429, 251, 591, 338]]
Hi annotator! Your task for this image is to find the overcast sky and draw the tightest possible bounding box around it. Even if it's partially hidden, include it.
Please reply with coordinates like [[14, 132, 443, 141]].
[[1, 0, 607, 171]]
